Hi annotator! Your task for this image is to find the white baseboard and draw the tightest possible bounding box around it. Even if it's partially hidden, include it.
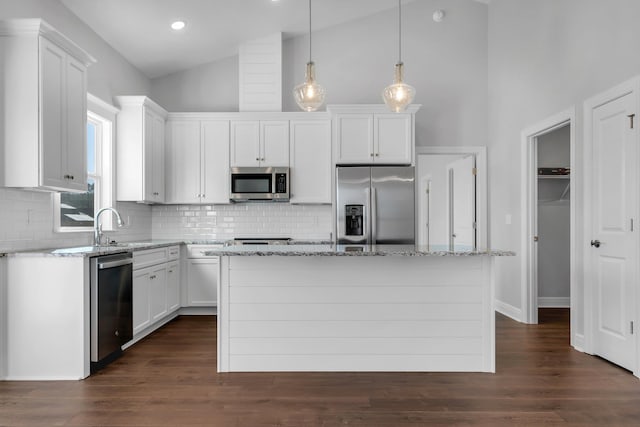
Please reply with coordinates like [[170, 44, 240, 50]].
[[495, 299, 523, 322], [538, 297, 570, 308], [179, 306, 217, 316], [572, 333, 585, 353]]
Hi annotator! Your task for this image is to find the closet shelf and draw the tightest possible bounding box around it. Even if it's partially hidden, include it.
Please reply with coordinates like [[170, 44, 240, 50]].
[[538, 175, 570, 180]]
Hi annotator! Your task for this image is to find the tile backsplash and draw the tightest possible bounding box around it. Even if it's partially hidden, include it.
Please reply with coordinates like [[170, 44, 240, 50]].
[[152, 203, 333, 241], [0, 188, 152, 252], [0, 187, 332, 252]]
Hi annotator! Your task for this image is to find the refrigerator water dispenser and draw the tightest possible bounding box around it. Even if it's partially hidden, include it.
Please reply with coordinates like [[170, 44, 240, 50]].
[[345, 205, 364, 236]]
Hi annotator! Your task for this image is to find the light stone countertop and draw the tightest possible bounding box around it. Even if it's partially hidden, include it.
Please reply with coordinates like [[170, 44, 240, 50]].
[[7, 240, 187, 257], [205, 244, 515, 257]]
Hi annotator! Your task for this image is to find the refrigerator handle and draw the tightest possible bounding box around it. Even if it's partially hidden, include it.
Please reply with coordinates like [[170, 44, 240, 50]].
[[364, 187, 371, 245], [371, 187, 377, 244]]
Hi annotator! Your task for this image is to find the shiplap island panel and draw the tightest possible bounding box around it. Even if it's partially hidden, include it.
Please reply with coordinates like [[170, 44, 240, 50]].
[[211, 245, 512, 373]]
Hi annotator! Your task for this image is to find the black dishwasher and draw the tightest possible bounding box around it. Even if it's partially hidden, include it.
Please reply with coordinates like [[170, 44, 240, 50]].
[[90, 252, 133, 373]]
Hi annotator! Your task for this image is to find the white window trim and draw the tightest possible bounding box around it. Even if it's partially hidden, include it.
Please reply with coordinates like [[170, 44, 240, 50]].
[[54, 94, 118, 233]]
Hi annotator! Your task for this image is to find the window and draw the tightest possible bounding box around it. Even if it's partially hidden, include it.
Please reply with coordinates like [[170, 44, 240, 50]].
[[55, 95, 116, 232]]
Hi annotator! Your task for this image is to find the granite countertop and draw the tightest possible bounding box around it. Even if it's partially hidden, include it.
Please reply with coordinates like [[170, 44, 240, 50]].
[[205, 244, 515, 257], [3, 239, 323, 258], [8, 240, 186, 258]]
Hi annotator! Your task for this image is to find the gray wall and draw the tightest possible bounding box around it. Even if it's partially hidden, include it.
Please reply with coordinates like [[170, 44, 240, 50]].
[[0, 0, 152, 251], [150, 0, 489, 148], [149, 56, 238, 112], [488, 0, 640, 335], [0, 0, 150, 101]]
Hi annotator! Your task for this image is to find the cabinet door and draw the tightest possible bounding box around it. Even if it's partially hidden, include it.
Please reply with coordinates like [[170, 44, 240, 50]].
[[289, 120, 331, 204], [63, 56, 88, 191], [40, 38, 66, 189], [374, 114, 412, 164], [149, 265, 168, 322], [133, 268, 151, 335], [231, 121, 260, 167], [151, 114, 166, 202], [143, 110, 156, 201], [202, 120, 231, 204], [166, 120, 201, 204], [335, 114, 374, 164], [166, 261, 180, 313], [261, 121, 289, 166], [186, 258, 218, 306]]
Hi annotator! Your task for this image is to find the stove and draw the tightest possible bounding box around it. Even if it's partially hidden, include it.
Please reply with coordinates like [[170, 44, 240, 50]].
[[228, 238, 292, 246]]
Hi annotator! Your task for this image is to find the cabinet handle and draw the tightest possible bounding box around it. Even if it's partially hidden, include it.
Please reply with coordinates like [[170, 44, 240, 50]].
[[261, 158, 265, 161], [168, 270, 174, 273], [150, 275, 156, 279], [256, 157, 259, 161], [375, 153, 380, 157], [370, 153, 374, 157]]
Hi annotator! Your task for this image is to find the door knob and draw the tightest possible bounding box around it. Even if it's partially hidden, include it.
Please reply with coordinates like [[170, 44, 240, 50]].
[[590, 240, 601, 248]]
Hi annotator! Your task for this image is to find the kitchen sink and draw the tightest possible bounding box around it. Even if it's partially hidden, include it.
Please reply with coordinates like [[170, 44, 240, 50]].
[[105, 242, 153, 248]]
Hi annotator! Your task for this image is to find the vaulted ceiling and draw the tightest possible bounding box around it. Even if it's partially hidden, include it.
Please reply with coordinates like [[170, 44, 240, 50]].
[[61, 0, 436, 79]]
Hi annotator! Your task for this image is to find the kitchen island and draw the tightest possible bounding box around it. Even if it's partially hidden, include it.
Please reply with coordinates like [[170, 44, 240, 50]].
[[206, 244, 513, 373]]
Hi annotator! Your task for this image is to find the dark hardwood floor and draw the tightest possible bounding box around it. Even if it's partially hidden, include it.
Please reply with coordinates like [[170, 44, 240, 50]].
[[1, 309, 639, 426]]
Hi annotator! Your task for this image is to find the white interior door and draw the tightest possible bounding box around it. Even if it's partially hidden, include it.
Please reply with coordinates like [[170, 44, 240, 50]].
[[590, 91, 637, 371], [448, 155, 476, 249]]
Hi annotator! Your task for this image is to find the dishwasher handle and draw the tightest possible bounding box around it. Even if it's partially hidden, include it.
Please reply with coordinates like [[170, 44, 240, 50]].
[[98, 258, 133, 270]]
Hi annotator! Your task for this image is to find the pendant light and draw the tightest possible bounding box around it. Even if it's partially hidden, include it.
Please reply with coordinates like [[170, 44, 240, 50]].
[[382, 0, 415, 112], [293, 0, 326, 112]]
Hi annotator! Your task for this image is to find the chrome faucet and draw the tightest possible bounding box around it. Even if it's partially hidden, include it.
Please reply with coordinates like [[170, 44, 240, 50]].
[[93, 207, 125, 246]]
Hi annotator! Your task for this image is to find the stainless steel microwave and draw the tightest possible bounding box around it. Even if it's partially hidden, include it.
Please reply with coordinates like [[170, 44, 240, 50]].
[[229, 167, 289, 202]]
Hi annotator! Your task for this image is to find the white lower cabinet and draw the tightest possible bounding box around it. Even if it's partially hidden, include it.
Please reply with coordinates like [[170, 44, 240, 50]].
[[186, 258, 218, 306], [132, 245, 180, 338], [149, 265, 168, 322], [132, 267, 152, 335], [166, 261, 180, 312], [185, 244, 220, 307]]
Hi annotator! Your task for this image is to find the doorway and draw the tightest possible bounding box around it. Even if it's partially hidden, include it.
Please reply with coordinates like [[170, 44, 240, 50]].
[[536, 125, 571, 311], [520, 109, 576, 329], [416, 146, 487, 250]]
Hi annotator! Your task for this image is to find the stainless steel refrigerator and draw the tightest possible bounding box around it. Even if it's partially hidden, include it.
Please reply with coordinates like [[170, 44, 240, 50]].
[[336, 166, 415, 244]]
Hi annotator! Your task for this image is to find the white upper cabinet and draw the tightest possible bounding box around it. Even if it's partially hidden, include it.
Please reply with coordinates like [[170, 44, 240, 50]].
[[0, 19, 95, 192], [231, 120, 289, 167], [202, 121, 231, 204], [115, 96, 168, 203], [334, 114, 373, 165], [166, 117, 230, 204], [330, 105, 420, 166], [289, 119, 332, 204], [166, 120, 200, 204], [374, 114, 413, 164]]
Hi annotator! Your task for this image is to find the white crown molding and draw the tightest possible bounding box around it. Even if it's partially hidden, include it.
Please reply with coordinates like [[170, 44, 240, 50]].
[[0, 18, 96, 66]]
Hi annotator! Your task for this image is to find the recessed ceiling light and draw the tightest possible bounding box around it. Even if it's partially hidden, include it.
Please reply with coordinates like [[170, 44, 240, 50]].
[[171, 21, 186, 31]]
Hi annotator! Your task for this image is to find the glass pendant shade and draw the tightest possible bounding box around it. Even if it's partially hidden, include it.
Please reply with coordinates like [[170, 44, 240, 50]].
[[382, 63, 415, 113], [293, 61, 326, 112], [383, 0, 416, 113]]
